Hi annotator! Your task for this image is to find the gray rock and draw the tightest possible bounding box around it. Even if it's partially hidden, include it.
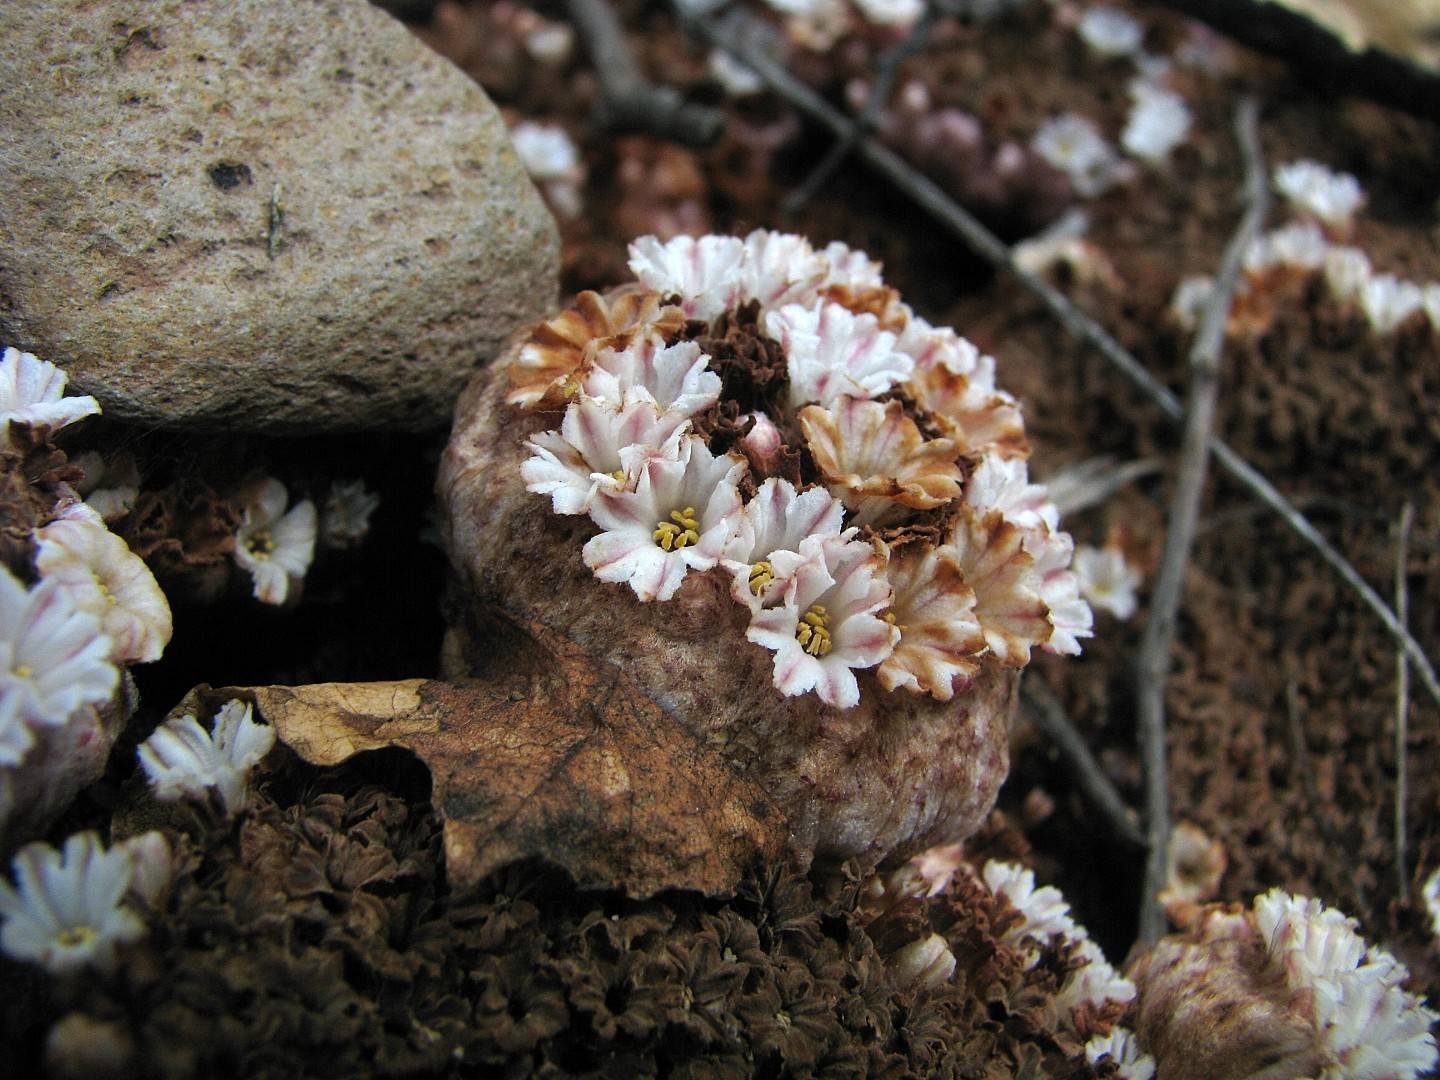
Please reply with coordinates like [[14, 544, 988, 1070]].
[[0, 0, 559, 432]]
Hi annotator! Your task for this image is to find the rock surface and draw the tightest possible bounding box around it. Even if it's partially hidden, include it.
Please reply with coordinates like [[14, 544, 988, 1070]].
[[438, 354, 1017, 875], [0, 0, 559, 432]]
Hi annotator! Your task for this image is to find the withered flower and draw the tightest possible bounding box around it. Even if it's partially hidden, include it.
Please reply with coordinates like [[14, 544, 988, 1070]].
[[877, 543, 985, 700], [800, 396, 961, 526], [506, 288, 685, 409]]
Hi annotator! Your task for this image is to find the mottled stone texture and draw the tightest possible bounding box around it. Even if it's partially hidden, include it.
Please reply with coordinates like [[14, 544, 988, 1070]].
[[438, 352, 1017, 874], [0, 0, 559, 432]]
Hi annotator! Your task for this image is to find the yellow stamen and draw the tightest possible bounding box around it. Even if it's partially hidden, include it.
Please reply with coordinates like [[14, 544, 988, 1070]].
[[883, 611, 907, 633], [748, 561, 775, 596], [246, 529, 276, 559], [14, 665, 33, 678], [56, 925, 97, 948], [795, 604, 832, 656], [608, 469, 626, 484], [653, 508, 701, 551]]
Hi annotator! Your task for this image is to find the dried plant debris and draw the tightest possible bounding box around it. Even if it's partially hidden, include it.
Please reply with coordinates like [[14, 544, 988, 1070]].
[[2, 763, 1126, 1079], [169, 611, 786, 898]]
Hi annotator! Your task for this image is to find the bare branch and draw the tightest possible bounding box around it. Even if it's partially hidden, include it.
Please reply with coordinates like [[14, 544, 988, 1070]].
[[567, 0, 724, 147], [1021, 675, 1146, 848], [1136, 98, 1266, 945], [1394, 500, 1413, 903], [686, 7, 1440, 717]]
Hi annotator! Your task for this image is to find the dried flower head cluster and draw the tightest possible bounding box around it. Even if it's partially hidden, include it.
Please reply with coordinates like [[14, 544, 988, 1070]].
[[1130, 889, 1439, 1079], [510, 231, 1089, 708]]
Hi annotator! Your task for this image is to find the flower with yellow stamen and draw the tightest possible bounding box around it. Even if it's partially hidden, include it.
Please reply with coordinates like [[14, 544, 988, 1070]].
[[584, 437, 746, 602]]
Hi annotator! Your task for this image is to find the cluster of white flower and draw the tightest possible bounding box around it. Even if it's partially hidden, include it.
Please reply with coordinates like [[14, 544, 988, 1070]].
[[1252, 889, 1438, 1077], [511, 230, 1090, 709], [0, 829, 170, 975], [0, 348, 172, 770], [1425, 868, 1440, 942], [981, 860, 1139, 1022], [137, 699, 275, 817], [1177, 169, 1440, 339]]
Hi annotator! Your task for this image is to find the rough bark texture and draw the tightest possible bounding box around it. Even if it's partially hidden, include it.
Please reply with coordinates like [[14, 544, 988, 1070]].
[[437, 347, 1018, 875], [0, 0, 559, 432]]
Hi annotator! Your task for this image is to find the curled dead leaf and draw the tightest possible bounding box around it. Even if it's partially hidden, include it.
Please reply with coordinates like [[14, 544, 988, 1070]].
[[173, 615, 784, 898]]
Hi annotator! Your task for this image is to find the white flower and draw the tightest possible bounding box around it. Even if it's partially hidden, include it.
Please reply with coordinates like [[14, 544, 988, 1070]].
[[1360, 274, 1424, 335], [720, 478, 847, 608], [0, 831, 145, 974], [1073, 542, 1141, 619], [1169, 274, 1214, 330], [1424, 868, 1440, 941], [119, 831, 173, 908], [851, 0, 924, 28], [1274, 160, 1365, 232], [982, 860, 1077, 962], [583, 336, 721, 417], [738, 229, 828, 311], [523, 397, 689, 515], [761, 0, 853, 50], [627, 234, 746, 323], [0, 565, 117, 767], [1057, 936, 1137, 1011], [818, 240, 886, 292], [1085, 1027, 1156, 1079], [1077, 6, 1144, 57], [583, 437, 746, 602], [34, 517, 172, 664], [510, 122, 582, 184], [1032, 114, 1122, 198], [70, 451, 140, 523], [0, 348, 101, 449], [890, 933, 957, 990], [523, 22, 574, 64], [1244, 221, 1330, 275], [1122, 81, 1191, 165], [1032, 529, 1093, 655], [137, 699, 275, 816], [320, 479, 380, 551], [709, 49, 763, 98], [1013, 209, 1092, 277], [766, 300, 913, 408], [1323, 246, 1372, 303], [232, 479, 317, 606], [964, 455, 1060, 535], [746, 534, 897, 709]]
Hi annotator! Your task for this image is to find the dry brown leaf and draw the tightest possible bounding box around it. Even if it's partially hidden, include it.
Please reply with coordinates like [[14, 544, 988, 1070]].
[[174, 615, 784, 898]]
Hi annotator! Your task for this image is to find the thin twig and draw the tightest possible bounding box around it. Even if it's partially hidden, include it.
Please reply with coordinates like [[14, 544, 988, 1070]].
[[1136, 97, 1267, 945], [567, 0, 723, 146], [687, 8, 1440, 716], [266, 183, 284, 261], [1021, 676, 1146, 848], [1394, 500, 1413, 903], [782, 3, 941, 213]]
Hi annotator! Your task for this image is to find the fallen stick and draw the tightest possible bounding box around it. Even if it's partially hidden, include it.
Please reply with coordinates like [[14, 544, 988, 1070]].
[[1136, 97, 1266, 944]]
